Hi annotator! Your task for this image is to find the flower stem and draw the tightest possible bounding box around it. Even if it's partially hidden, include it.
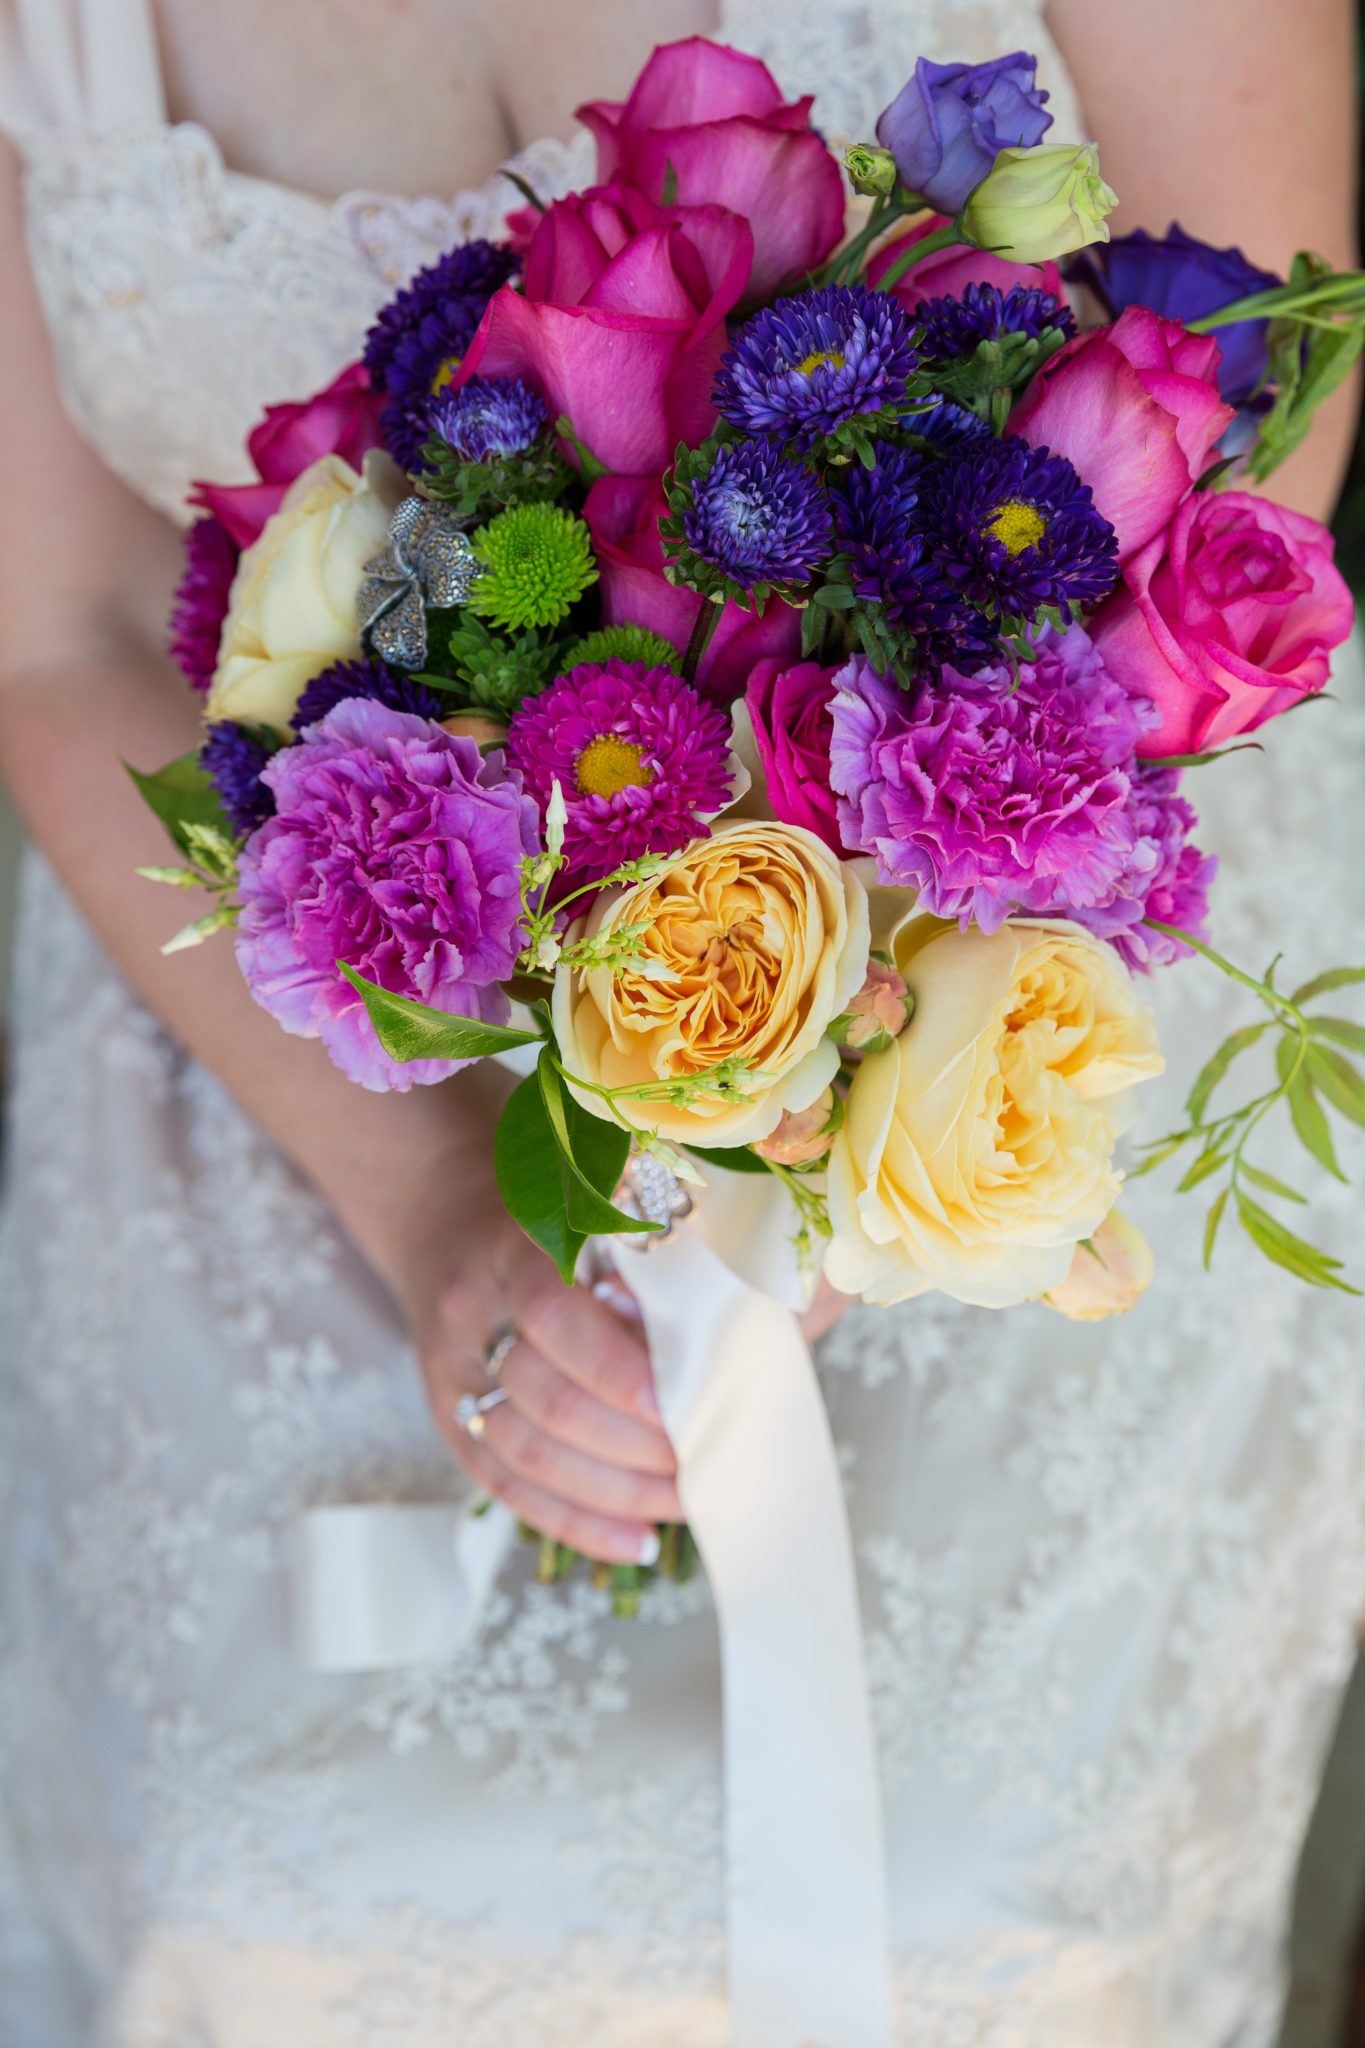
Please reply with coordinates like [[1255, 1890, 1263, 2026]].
[[680, 598, 722, 685], [872, 221, 967, 295], [1142, 919, 1301, 1020]]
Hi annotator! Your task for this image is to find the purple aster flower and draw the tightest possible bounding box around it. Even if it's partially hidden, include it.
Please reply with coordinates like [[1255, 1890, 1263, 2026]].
[[202, 721, 275, 838], [428, 376, 549, 464], [362, 240, 520, 469], [925, 436, 1119, 619], [681, 439, 832, 592], [829, 442, 998, 673], [236, 699, 539, 1092], [1071, 767, 1217, 972], [830, 623, 1158, 932], [291, 656, 448, 734], [909, 397, 992, 453], [916, 282, 1075, 362], [170, 515, 239, 694], [713, 285, 921, 448], [507, 659, 733, 890]]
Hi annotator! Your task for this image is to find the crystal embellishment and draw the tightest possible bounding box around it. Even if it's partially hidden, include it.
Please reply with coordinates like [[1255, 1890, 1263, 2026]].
[[357, 495, 480, 669], [613, 1150, 694, 1248]]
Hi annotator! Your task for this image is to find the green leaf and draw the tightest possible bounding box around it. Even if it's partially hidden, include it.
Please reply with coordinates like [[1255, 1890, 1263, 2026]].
[[1307, 1016, 1365, 1057], [126, 750, 233, 858], [338, 964, 541, 1064], [1176, 1145, 1230, 1193], [1185, 1020, 1270, 1125], [535, 1056, 656, 1241], [686, 1142, 774, 1176], [1306, 1044, 1365, 1127], [1238, 1163, 1307, 1204], [1202, 1186, 1229, 1269], [1277, 1035, 1347, 1181], [1291, 964, 1365, 1004], [494, 1073, 590, 1283], [660, 159, 679, 208], [1235, 1191, 1359, 1293]]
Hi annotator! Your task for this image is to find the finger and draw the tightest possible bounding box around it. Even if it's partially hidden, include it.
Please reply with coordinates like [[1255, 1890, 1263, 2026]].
[[499, 1247, 663, 1425], [500, 1341, 676, 1476], [480, 1399, 683, 1524], [457, 1433, 661, 1567]]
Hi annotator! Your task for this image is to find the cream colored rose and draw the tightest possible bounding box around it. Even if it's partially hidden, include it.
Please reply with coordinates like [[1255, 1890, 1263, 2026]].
[[825, 914, 1164, 1309], [1044, 1210, 1155, 1321], [961, 142, 1116, 263], [552, 820, 870, 1147], [205, 454, 394, 735]]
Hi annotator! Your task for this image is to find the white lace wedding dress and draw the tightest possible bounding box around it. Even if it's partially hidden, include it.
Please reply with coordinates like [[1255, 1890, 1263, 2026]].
[[2, 2, 1365, 2043]]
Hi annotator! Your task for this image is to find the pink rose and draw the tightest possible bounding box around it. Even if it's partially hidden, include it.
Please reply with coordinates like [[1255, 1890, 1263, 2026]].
[[844, 960, 911, 1052], [866, 211, 1063, 309], [192, 362, 385, 548], [584, 473, 800, 704], [744, 658, 848, 853], [576, 37, 845, 307], [1091, 491, 1353, 757], [754, 1089, 838, 1166], [1006, 306, 1235, 560], [454, 184, 752, 479]]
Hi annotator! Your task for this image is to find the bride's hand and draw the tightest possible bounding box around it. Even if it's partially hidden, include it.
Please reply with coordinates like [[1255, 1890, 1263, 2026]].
[[407, 1214, 681, 1567]]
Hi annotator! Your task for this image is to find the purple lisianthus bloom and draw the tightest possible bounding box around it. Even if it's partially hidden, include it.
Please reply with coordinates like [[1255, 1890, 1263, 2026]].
[[925, 435, 1119, 619], [362, 240, 520, 468], [170, 515, 238, 693], [876, 52, 1052, 215], [713, 285, 921, 447], [830, 623, 1156, 932], [236, 699, 539, 1091], [291, 656, 448, 734], [1071, 766, 1217, 972], [428, 376, 549, 463], [1071, 225, 1280, 409], [916, 282, 1075, 362], [202, 720, 275, 837], [682, 439, 832, 592], [507, 658, 733, 890]]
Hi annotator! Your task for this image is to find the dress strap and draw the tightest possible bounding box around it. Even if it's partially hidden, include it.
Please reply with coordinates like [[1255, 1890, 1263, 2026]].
[[1, 0, 165, 137]]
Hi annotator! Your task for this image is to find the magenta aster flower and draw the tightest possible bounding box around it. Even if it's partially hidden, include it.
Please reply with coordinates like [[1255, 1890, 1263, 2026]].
[[831, 624, 1156, 933], [506, 658, 734, 888], [169, 515, 238, 693], [236, 699, 539, 1091], [1071, 766, 1217, 972]]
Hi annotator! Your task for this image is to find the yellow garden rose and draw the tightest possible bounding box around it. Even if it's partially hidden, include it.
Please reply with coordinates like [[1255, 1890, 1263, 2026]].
[[1044, 1210, 1155, 1322], [552, 820, 870, 1148], [825, 913, 1164, 1309], [205, 454, 394, 735]]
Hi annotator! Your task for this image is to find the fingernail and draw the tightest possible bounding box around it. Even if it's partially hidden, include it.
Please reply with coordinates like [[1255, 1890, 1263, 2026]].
[[593, 1277, 644, 1323], [637, 1531, 662, 1568]]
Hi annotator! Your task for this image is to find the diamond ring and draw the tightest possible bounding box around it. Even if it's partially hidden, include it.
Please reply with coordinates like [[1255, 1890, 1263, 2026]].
[[454, 1388, 510, 1440], [482, 1323, 519, 1380]]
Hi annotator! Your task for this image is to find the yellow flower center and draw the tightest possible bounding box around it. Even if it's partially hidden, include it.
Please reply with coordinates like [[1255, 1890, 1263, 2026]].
[[430, 354, 462, 394], [575, 735, 653, 799], [794, 348, 847, 376], [984, 498, 1048, 556]]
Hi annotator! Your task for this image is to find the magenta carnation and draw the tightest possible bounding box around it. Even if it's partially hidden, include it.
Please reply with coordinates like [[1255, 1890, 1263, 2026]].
[[506, 658, 734, 889], [1071, 766, 1217, 972], [830, 624, 1157, 933], [235, 699, 539, 1091], [169, 515, 238, 693]]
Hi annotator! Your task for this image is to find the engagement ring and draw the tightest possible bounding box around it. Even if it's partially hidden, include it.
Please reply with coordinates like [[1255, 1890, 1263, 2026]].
[[454, 1388, 510, 1439]]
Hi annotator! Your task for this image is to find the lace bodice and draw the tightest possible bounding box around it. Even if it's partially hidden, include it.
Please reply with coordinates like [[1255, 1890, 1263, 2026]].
[[2, 0, 1082, 523]]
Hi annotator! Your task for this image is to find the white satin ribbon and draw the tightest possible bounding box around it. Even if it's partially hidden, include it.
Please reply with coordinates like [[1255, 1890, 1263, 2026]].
[[289, 1185, 893, 2046]]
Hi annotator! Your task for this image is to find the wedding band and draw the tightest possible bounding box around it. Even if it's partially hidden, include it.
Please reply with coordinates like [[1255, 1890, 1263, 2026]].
[[482, 1322, 519, 1381], [454, 1388, 510, 1439]]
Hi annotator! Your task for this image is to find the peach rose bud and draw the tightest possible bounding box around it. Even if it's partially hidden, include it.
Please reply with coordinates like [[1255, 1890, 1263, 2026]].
[[754, 1089, 838, 1167], [1045, 1210, 1155, 1322], [843, 959, 912, 1053], [441, 712, 511, 748]]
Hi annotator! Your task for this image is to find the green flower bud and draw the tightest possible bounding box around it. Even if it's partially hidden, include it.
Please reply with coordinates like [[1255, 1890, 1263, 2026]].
[[960, 143, 1117, 263], [844, 143, 899, 199]]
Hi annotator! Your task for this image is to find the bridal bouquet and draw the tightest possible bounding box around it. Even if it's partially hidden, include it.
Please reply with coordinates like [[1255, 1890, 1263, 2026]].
[[139, 37, 1365, 1322]]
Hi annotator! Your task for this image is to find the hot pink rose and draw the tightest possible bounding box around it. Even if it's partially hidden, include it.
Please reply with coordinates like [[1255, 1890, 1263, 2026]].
[[584, 473, 800, 704], [576, 37, 844, 307], [1006, 306, 1235, 561], [453, 184, 752, 479], [1090, 491, 1353, 757], [744, 658, 849, 853], [192, 362, 384, 548], [866, 212, 1063, 309]]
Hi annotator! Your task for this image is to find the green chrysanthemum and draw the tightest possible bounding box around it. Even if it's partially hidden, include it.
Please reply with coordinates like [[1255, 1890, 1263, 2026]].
[[563, 624, 681, 672], [468, 503, 598, 633]]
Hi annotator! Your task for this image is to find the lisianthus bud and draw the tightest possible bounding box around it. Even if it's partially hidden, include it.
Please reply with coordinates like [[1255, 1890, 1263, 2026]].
[[845, 144, 899, 198], [961, 144, 1116, 264], [441, 712, 510, 748], [754, 1089, 839, 1166], [843, 958, 912, 1052], [1044, 1210, 1155, 1321]]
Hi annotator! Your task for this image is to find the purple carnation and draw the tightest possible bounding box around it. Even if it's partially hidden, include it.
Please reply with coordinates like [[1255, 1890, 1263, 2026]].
[[1071, 767, 1217, 972], [507, 659, 733, 890], [291, 656, 448, 733], [830, 624, 1158, 933], [236, 699, 539, 1091], [170, 515, 239, 693]]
